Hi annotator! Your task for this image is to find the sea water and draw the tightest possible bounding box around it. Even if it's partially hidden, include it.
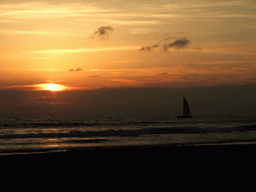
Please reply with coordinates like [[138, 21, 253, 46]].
[[0, 114, 256, 155]]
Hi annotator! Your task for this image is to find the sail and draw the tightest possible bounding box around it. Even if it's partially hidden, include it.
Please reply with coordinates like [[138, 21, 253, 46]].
[[183, 97, 191, 115], [177, 97, 193, 118]]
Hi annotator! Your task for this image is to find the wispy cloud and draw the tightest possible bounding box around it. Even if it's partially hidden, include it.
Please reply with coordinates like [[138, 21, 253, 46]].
[[33, 46, 140, 54], [69, 68, 82, 72], [193, 46, 203, 50], [0, 29, 59, 36], [30, 69, 60, 72], [0, 2, 115, 20]]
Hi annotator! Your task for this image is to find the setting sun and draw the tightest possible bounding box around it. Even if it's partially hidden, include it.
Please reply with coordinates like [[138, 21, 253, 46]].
[[38, 84, 66, 91], [46, 84, 59, 91]]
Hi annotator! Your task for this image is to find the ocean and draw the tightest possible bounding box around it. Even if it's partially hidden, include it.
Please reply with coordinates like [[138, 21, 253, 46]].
[[0, 114, 256, 155]]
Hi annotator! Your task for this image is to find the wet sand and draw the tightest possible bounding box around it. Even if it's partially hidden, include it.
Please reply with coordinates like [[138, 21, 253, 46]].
[[0, 144, 255, 189]]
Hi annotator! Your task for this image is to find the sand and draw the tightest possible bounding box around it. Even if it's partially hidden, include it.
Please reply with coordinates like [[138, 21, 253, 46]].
[[0, 144, 255, 189]]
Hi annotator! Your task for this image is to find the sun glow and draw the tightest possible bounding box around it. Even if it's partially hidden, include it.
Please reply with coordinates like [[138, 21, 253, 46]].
[[38, 83, 66, 91]]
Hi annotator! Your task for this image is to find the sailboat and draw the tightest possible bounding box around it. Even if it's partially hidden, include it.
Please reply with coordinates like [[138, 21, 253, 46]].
[[177, 97, 193, 118]]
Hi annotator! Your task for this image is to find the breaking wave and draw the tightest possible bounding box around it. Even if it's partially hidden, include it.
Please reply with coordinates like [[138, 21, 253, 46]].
[[0, 121, 160, 129], [1, 124, 256, 140]]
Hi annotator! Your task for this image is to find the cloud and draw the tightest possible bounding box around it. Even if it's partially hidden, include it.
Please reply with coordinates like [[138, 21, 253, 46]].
[[163, 37, 190, 50], [140, 44, 159, 51], [33, 47, 139, 54], [193, 46, 202, 50], [161, 72, 168, 75], [140, 37, 190, 52], [69, 68, 82, 72], [94, 26, 113, 36]]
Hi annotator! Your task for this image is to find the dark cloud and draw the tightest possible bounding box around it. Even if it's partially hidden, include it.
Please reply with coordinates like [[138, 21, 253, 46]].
[[163, 37, 190, 50], [140, 38, 190, 52], [152, 44, 159, 48], [94, 26, 113, 36], [161, 72, 168, 75], [140, 44, 159, 51], [69, 68, 82, 72], [140, 46, 151, 51]]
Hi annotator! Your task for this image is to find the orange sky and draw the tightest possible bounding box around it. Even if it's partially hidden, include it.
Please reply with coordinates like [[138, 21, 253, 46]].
[[0, 0, 256, 115]]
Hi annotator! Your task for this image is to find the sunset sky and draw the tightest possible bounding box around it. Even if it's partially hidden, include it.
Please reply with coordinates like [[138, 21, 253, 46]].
[[0, 0, 256, 115]]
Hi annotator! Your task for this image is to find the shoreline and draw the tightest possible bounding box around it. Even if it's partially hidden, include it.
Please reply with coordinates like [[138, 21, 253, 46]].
[[1, 140, 256, 156], [1, 143, 255, 189]]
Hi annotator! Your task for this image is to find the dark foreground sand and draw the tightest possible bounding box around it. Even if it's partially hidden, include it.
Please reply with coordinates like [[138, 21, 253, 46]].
[[0, 144, 255, 189]]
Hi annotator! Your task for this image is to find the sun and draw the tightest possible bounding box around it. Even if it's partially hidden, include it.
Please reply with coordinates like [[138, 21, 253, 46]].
[[46, 84, 59, 91], [37, 83, 66, 91]]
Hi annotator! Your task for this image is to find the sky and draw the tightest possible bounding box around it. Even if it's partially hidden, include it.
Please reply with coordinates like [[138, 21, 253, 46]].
[[0, 0, 256, 115]]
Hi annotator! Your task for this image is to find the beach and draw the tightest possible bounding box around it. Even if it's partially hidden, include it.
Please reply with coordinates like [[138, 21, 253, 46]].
[[1, 143, 255, 189]]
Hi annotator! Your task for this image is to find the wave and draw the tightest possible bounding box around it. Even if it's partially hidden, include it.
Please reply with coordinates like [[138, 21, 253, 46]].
[[0, 121, 161, 129], [66, 138, 108, 143], [1, 124, 256, 140], [0, 122, 101, 128]]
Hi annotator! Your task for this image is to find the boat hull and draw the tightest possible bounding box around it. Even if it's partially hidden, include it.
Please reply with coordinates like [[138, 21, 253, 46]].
[[176, 114, 193, 118]]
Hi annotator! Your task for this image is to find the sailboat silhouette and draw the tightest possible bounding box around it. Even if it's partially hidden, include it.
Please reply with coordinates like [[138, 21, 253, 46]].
[[177, 97, 193, 118]]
